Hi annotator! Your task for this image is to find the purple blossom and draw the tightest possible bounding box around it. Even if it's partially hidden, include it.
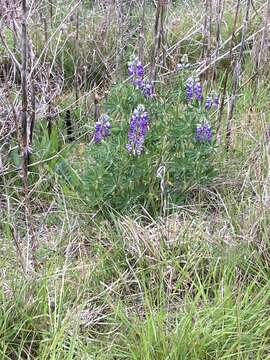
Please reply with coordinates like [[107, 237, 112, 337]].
[[213, 95, 219, 110], [205, 94, 220, 111], [205, 96, 212, 111], [128, 64, 135, 77], [133, 79, 154, 98], [142, 81, 154, 98], [94, 114, 111, 143], [186, 77, 194, 102], [126, 105, 149, 155], [195, 122, 212, 142], [133, 78, 145, 89], [136, 61, 144, 78], [194, 81, 203, 102], [128, 57, 144, 79], [128, 57, 154, 99]]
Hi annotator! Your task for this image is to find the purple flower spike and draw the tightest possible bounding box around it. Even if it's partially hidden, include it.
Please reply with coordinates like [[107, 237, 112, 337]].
[[195, 122, 212, 142], [94, 114, 111, 144], [142, 82, 154, 98], [128, 57, 155, 99], [186, 77, 194, 102], [136, 61, 144, 78], [205, 96, 212, 111], [213, 95, 219, 110], [134, 78, 145, 89], [128, 57, 144, 79], [126, 105, 149, 155], [128, 63, 135, 77], [194, 81, 203, 102]]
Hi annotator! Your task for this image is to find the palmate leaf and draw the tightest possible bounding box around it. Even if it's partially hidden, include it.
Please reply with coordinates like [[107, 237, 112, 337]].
[[58, 78, 217, 214]]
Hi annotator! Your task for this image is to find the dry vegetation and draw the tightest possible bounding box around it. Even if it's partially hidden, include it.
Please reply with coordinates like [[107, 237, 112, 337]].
[[0, 0, 270, 359]]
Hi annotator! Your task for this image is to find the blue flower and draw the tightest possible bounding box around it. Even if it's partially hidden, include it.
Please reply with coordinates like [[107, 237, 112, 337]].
[[94, 114, 111, 143], [128, 56, 155, 99], [195, 122, 212, 142], [126, 105, 149, 155], [128, 63, 135, 77], [186, 77, 194, 102], [142, 82, 154, 98], [194, 81, 203, 102], [136, 61, 144, 78], [205, 96, 212, 111], [213, 95, 219, 110], [133, 78, 145, 89], [128, 57, 144, 79]]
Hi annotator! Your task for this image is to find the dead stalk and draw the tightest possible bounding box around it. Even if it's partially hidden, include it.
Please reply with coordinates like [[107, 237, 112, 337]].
[[21, 0, 37, 271], [216, 0, 241, 145], [226, 0, 251, 149], [75, 0, 80, 102], [138, 0, 146, 63], [213, 0, 224, 81], [252, 0, 270, 100], [150, 0, 168, 84]]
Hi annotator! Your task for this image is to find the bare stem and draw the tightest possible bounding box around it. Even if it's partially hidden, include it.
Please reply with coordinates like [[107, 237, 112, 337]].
[[226, 0, 251, 149], [216, 0, 241, 144], [21, 0, 36, 271]]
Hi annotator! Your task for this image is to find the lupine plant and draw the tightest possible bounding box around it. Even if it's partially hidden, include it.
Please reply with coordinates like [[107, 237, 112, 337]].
[[194, 80, 203, 102], [183, 77, 219, 143], [128, 56, 154, 98], [186, 77, 194, 102], [126, 105, 149, 155], [79, 68, 217, 214], [213, 95, 219, 109], [205, 94, 219, 111], [128, 57, 144, 78], [185, 78, 204, 102], [185, 78, 219, 112], [195, 122, 212, 142], [205, 96, 212, 111], [54, 58, 218, 214], [93, 114, 111, 143]]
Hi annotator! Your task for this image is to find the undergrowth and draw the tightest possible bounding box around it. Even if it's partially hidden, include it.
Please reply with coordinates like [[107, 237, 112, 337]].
[[1, 0, 270, 359]]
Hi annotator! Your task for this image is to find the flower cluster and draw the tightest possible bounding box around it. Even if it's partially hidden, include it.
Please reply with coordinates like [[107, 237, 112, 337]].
[[195, 121, 212, 142], [205, 95, 219, 111], [126, 104, 149, 155], [128, 57, 144, 78], [194, 81, 203, 102], [186, 77, 194, 102], [186, 78, 203, 102], [140, 81, 154, 98], [128, 57, 154, 98], [185, 78, 219, 111], [94, 114, 111, 143], [205, 96, 212, 111]]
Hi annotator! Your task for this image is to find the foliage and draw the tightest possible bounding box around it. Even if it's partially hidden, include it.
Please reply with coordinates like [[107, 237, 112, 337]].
[[1, 0, 270, 359], [78, 80, 217, 214]]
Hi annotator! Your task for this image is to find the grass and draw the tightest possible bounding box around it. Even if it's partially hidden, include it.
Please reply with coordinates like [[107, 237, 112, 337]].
[[1, 151, 270, 358], [1, 209, 270, 359], [1, 0, 270, 359]]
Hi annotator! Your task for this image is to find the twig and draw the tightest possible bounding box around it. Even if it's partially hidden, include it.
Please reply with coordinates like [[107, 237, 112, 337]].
[[226, 0, 251, 149], [216, 0, 241, 144]]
